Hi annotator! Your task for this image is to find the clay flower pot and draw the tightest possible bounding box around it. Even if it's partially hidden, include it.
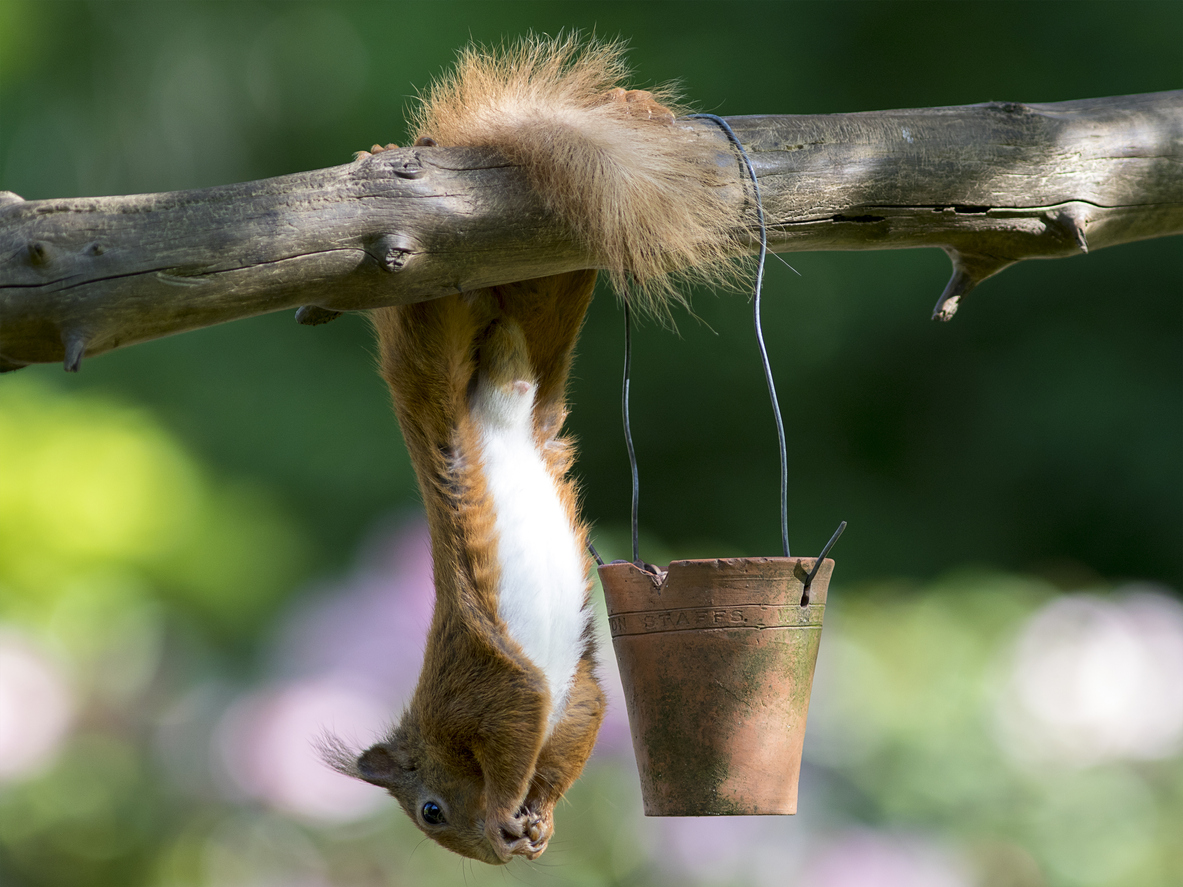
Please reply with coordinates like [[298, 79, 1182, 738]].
[[598, 556, 832, 816]]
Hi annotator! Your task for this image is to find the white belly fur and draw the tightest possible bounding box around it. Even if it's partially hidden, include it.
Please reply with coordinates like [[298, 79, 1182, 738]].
[[470, 376, 589, 735]]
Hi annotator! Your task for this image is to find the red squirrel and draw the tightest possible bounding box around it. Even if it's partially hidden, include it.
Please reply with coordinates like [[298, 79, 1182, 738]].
[[328, 36, 739, 864]]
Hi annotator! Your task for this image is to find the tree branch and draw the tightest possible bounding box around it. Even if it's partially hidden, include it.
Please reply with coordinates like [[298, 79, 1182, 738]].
[[730, 91, 1183, 319], [1, 91, 1179, 371]]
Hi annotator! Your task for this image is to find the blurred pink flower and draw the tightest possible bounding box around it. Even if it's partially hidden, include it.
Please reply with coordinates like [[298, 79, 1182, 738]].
[[996, 587, 1183, 766], [0, 628, 74, 781], [270, 515, 435, 708], [216, 677, 391, 822], [801, 830, 972, 887]]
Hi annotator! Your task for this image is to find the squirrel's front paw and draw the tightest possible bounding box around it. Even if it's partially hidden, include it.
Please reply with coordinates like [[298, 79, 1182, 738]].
[[486, 806, 553, 861], [520, 807, 553, 856], [509, 805, 552, 860]]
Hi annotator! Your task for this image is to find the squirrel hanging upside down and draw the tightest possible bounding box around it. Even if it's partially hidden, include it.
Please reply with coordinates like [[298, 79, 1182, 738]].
[[329, 36, 739, 864]]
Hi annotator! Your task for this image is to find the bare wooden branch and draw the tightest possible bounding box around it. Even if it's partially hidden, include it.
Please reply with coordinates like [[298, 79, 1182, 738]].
[[1, 91, 1179, 371], [730, 91, 1183, 319]]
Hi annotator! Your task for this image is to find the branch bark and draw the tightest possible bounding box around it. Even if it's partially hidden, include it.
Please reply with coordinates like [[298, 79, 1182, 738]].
[[1, 91, 1179, 371]]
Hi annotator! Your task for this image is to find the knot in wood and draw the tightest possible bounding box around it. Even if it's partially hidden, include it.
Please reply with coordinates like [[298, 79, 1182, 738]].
[[27, 240, 50, 265], [394, 160, 427, 179], [371, 233, 417, 272]]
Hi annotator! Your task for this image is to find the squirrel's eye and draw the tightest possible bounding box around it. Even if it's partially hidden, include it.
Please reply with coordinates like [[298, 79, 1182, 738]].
[[421, 802, 445, 825]]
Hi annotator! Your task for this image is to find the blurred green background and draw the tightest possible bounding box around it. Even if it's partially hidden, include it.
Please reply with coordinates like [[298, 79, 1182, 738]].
[[1, 2, 1180, 887]]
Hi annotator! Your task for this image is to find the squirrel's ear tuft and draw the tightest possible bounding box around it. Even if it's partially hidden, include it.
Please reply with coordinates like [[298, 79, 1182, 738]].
[[318, 732, 364, 778]]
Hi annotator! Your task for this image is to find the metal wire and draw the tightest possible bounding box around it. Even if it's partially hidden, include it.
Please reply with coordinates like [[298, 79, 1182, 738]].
[[802, 520, 847, 605], [622, 296, 641, 565], [689, 113, 789, 558]]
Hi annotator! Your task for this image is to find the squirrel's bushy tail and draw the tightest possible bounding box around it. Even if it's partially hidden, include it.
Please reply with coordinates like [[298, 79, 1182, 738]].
[[411, 35, 742, 311]]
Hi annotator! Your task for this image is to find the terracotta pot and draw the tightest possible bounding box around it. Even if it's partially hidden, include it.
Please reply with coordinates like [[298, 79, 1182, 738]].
[[598, 556, 832, 816]]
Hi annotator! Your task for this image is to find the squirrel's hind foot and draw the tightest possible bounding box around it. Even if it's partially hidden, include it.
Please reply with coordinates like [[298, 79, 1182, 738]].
[[602, 87, 676, 123], [353, 142, 399, 160]]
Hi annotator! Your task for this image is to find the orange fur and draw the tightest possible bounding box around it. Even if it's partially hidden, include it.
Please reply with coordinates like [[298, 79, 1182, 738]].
[[411, 34, 740, 308], [335, 36, 739, 864]]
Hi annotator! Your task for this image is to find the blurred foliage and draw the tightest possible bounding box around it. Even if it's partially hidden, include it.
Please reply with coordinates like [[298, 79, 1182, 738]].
[[0, 378, 307, 646], [0, 2, 1181, 886]]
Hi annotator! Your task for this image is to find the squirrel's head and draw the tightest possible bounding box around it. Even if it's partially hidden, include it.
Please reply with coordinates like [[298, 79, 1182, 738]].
[[340, 726, 531, 864]]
